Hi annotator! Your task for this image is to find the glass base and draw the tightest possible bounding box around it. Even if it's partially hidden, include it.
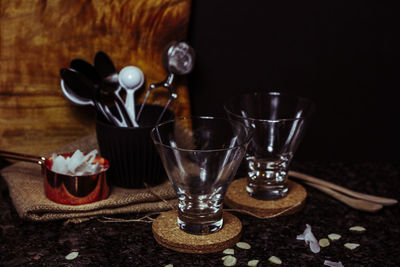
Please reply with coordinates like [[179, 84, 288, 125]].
[[246, 183, 288, 200], [177, 216, 223, 235]]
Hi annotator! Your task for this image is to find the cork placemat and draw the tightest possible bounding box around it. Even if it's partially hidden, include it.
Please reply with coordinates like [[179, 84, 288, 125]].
[[224, 178, 307, 218], [152, 210, 242, 254]]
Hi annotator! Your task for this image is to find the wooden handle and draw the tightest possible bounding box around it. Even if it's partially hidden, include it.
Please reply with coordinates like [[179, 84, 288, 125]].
[[289, 170, 398, 206], [304, 182, 383, 212], [0, 150, 44, 164]]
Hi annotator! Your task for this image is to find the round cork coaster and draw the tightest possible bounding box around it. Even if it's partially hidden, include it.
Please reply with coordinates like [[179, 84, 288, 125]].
[[224, 178, 307, 218], [152, 210, 242, 254]]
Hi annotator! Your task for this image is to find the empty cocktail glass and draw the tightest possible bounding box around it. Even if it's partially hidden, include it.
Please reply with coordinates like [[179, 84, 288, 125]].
[[151, 117, 252, 235], [224, 92, 314, 200]]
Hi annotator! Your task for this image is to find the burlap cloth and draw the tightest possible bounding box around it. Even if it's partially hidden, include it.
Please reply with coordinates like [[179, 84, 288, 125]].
[[0, 134, 177, 222]]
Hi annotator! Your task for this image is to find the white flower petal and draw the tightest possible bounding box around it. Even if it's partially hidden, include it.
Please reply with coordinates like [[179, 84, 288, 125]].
[[324, 260, 344, 267], [310, 241, 321, 253], [297, 224, 320, 253], [50, 149, 100, 176]]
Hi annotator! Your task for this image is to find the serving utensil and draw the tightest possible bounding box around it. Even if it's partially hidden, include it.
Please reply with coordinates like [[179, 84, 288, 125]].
[[60, 68, 133, 127], [289, 170, 398, 206], [94, 51, 119, 83], [304, 182, 383, 212], [136, 41, 195, 124], [289, 170, 398, 212], [70, 58, 101, 84], [118, 66, 144, 127], [60, 68, 107, 116]]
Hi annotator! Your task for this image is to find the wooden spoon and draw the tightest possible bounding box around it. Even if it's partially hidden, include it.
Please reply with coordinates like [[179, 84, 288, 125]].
[[304, 181, 383, 212], [289, 170, 398, 206]]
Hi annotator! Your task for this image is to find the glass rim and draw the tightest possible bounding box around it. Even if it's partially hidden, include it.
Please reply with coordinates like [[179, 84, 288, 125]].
[[224, 108, 306, 123], [151, 116, 252, 153], [223, 91, 315, 123]]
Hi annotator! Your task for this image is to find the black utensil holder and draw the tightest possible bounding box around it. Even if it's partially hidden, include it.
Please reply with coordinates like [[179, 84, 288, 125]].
[[96, 104, 174, 188]]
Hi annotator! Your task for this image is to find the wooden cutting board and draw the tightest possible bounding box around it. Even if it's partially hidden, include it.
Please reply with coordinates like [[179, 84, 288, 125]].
[[0, 0, 192, 155]]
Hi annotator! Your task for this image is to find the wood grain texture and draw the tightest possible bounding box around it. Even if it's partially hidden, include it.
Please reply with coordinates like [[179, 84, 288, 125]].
[[0, 0, 192, 154]]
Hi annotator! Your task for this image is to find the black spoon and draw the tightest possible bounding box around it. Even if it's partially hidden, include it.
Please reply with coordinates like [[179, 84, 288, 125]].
[[70, 58, 102, 85], [60, 68, 112, 123], [60, 68, 133, 127], [94, 51, 137, 127], [94, 51, 118, 83], [60, 68, 97, 100]]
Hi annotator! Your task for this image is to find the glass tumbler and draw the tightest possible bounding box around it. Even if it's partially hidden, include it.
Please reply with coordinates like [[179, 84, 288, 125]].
[[151, 117, 252, 235], [224, 92, 314, 200]]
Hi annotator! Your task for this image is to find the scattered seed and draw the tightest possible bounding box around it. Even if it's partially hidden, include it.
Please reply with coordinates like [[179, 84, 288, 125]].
[[319, 238, 330, 247], [268, 256, 282, 265], [32, 254, 42, 260], [349, 226, 366, 232], [165, 265, 173, 267], [65, 251, 79, 260], [248, 259, 260, 266], [223, 248, 235, 255], [236, 242, 251, 250], [324, 260, 344, 267], [223, 255, 237, 266], [328, 233, 341, 241], [222, 256, 229, 260], [344, 243, 360, 250]]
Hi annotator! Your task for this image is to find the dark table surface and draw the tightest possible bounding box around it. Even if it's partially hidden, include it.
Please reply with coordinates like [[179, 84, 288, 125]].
[[1, 160, 399, 266]]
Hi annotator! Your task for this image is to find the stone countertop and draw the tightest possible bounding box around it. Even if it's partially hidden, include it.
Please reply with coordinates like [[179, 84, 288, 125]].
[[1, 160, 399, 266]]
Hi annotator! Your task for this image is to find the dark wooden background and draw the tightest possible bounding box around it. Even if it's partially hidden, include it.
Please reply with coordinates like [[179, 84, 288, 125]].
[[187, 0, 399, 162], [0, 0, 192, 155]]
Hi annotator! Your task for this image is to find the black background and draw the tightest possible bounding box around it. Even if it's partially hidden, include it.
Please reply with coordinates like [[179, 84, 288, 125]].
[[187, 0, 399, 162]]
